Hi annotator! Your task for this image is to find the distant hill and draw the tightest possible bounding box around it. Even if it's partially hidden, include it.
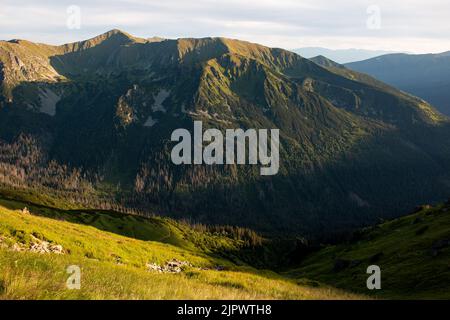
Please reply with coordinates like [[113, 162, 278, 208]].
[[1, 30, 450, 236], [309, 55, 345, 69], [309, 55, 417, 97], [293, 47, 398, 64], [346, 52, 450, 116]]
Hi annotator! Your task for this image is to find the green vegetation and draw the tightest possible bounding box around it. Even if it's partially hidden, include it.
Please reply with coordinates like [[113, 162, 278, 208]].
[[0, 189, 448, 299], [2, 30, 450, 235], [1, 31, 450, 300], [0, 194, 362, 300], [287, 203, 450, 299]]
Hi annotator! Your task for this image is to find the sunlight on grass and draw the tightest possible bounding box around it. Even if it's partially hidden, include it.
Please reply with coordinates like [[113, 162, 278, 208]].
[[0, 203, 363, 300]]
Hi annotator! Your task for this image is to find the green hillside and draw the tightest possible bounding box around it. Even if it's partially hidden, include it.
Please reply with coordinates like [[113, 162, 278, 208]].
[[2, 30, 450, 235], [287, 202, 450, 299], [1, 190, 448, 299], [0, 193, 361, 300]]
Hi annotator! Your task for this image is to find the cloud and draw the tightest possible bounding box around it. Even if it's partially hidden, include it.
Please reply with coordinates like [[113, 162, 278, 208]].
[[1, 0, 449, 53]]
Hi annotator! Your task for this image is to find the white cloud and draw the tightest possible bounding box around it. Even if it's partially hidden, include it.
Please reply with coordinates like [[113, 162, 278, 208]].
[[0, 0, 449, 53]]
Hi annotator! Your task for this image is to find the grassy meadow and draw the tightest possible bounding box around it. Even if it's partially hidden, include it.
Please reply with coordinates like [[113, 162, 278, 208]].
[[0, 191, 362, 300], [1, 188, 448, 300]]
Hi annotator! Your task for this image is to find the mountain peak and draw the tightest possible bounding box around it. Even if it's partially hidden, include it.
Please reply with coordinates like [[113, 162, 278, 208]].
[[100, 29, 141, 40], [104, 28, 128, 35], [60, 29, 140, 53], [84, 28, 134, 43], [310, 55, 344, 69]]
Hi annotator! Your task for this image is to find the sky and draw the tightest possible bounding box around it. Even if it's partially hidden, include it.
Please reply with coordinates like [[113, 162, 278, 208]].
[[1, 0, 450, 53]]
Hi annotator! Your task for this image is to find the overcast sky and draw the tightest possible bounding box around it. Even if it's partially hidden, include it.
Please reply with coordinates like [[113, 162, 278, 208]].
[[1, 0, 450, 53]]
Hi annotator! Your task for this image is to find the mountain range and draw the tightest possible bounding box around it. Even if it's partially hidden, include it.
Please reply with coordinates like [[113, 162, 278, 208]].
[[1, 188, 449, 299], [1, 29, 450, 236], [346, 52, 450, 116], [292, 47, 398, 64]]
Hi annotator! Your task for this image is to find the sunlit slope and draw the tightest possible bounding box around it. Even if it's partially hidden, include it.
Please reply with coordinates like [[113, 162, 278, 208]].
[[0, 198, 362, 300]]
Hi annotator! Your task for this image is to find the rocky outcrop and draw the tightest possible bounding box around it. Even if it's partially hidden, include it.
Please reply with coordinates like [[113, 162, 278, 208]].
[[146, 259, 192, 273], [1, 234, 65, 254], [29, 240, 64, 254]]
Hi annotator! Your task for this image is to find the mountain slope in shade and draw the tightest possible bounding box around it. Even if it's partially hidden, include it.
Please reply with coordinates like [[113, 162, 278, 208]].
[[288, 201, 450, 299], [346, 52, 450, 116], [310, 55, 430, 102], [293, 47, 399, 64], [0, 194, 364, 300], [309, 55, 345, 69], [1, 30, 450, 236]]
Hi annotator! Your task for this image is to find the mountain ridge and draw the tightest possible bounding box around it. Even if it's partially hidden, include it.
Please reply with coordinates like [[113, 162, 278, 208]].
[[1, 31, 450, 235], [346, 51, 450, 116], [293, 47, 399, 64]]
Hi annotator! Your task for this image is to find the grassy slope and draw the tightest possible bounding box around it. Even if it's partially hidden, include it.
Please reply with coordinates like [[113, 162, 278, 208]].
[[286, 204, 450, 299], [2, 188, 448, 300], [0, 193, 361, 300]]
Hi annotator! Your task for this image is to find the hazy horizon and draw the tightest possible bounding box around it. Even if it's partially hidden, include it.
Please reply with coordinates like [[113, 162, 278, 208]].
[[1, 28, 448, 56], [1, 0, 450, 54]]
